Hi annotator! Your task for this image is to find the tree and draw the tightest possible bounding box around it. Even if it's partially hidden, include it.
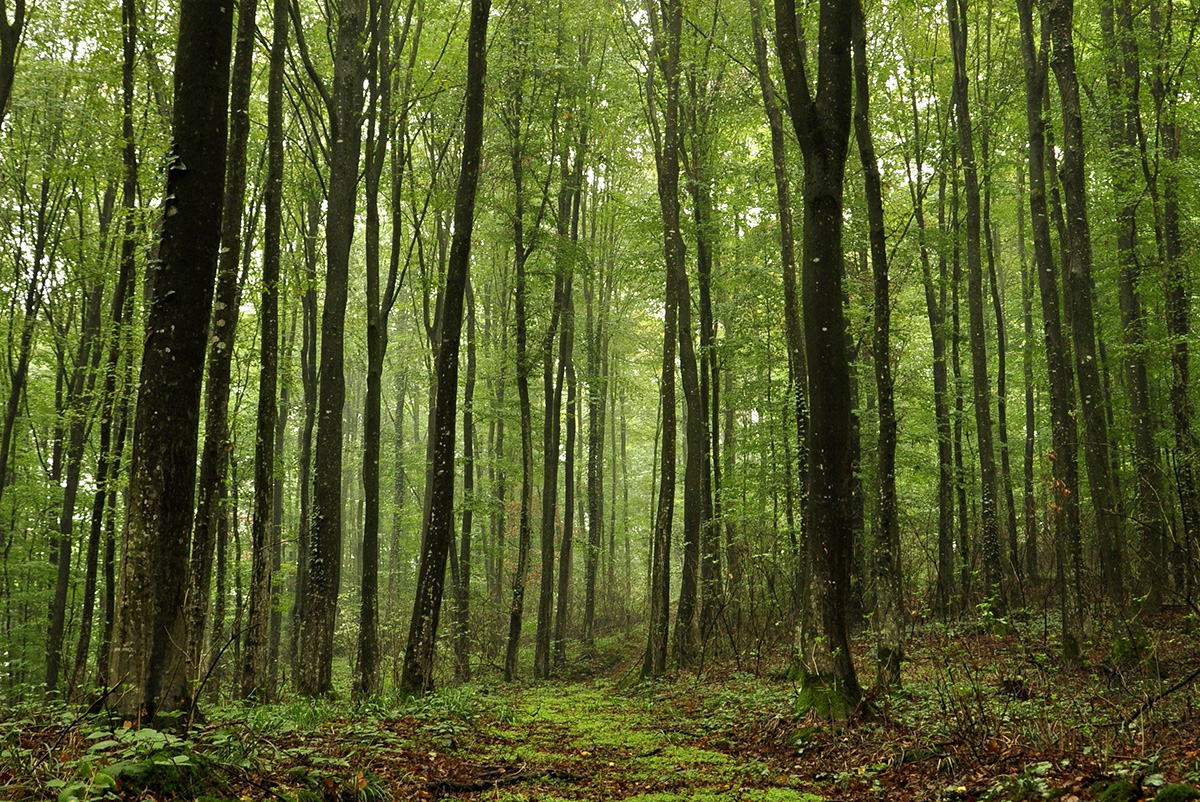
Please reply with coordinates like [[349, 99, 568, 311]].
[[400, 0, 491, 694], [1016, 0, 1083, 656], [947, 0, 1003, 612], [642, 0, 682, 680], [241, 0, 287, 700], [774, 0, 862, 714], [852, 0, 901, 688], [296, 0, 367, 695], [108, 0, 233, 720], [1046, 0, 1124, 611], [189, 0, 259, 700]]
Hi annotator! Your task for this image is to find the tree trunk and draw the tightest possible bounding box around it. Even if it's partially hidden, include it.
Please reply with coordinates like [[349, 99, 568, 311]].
[[299, 0, 366, 695], [452, 285, 477, 682], [290, 196, 319, 680], [241, 0, 285, 700], [186, 0, 258, 696], [398, 0, 489, 694], [1151, 0, 1199, 629], [1046, 0, 1125, 612], [0, 0, 23, 126], [46, 279, 103, 696], [1099, 0, 1166, 614], [775, 0, 862, 713], [948, 0, 1004, 614], [852, 0, 900, 688], [641, 0, 683, 680], [109, 0, 233, 720], [1016, 170, 1041, 588], [1017, 0, 1083, 656], [903, 59, 955, 619]]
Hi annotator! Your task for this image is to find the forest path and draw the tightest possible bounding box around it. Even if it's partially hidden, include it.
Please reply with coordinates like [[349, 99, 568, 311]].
[[399, 675, 822, 801]]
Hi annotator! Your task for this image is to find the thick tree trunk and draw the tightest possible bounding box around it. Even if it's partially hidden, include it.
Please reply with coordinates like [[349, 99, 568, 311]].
[[398, 0, 489, 694], [775, 0, 862, 713], [109, 0, 233, 720], [187, 0, 258, 694]]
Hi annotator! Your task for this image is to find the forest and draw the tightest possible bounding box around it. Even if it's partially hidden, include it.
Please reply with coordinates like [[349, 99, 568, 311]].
[[2, 0, 1200, 797]]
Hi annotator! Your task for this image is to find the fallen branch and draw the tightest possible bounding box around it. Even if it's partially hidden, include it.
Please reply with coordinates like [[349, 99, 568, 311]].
[[424, 764, 582, 793], [1124, 663, 1200, 728]]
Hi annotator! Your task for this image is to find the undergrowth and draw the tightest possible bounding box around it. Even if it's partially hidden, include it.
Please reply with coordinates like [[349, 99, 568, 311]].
[[4, 611, 1200, 801]]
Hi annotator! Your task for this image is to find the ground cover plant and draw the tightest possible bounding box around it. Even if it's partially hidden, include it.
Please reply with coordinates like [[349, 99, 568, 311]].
[[5, 613, 1200, 802]]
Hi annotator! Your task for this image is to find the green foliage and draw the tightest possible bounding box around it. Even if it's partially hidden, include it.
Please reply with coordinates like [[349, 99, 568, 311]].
[[1156, 785, 1200, 802], [46, 724, 219, 802]]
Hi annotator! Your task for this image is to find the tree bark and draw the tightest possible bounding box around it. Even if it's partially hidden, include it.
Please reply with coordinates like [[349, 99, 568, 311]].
[[399, 0, 489, 694], [299, 0, 366, 695], [1046, 0, 1125, 611], [46, 277, 103, 696], [241, 0, 285, 700], [852, 0, 901, 688], [186, 0, 258, 696], [1099, 0, 1166, 613], [775, 0, 862, 712], [1017, 0, 1083, 656], [109, 0, 233, 720], [642, 0, 683, 680], [948, 0, 1004, 613], [451, 286, 477, 682], [0, 0, 23, 126]]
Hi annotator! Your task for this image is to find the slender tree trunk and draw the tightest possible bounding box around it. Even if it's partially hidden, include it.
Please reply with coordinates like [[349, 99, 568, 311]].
[[241, 0, 285, 699], [948, 0, 1004, 613], [1016, 170, 1041, 588], [290, 197, 319, 679], [46, 280, 103, 696], [948, 164, 972, 612], [642, 0, 683, 680], [904, 66, 955, 619], [399, 0, 489, 693], [1046, 0, 1125, 611], [452, 285, 477, 681], [1152, 0, 1199, 628], [852, 0, 901, 687], [1017, 0, 1083, 656], [555, 328, 578, 662], [354, 0, 397, 699], [1099, 0, 1166, 613], [299, 0, 366, 695]]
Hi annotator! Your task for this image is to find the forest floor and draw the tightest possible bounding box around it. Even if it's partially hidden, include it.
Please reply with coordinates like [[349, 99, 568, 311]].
[[7, 608, 1200, 802]]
